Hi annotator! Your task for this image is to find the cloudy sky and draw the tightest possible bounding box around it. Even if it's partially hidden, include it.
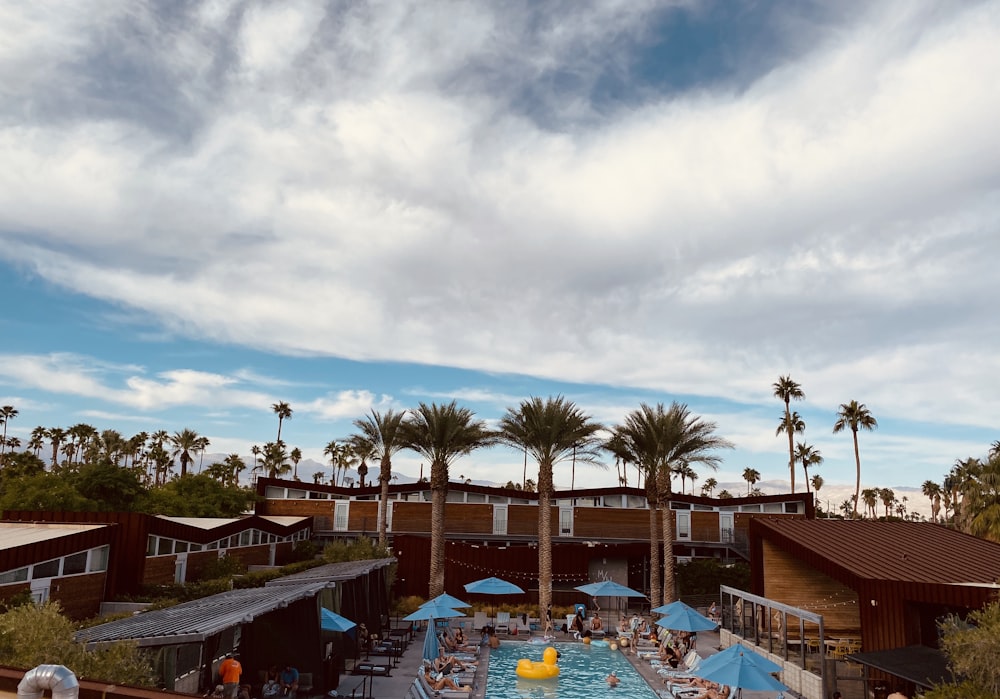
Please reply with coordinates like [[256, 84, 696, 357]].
[[1, 0, 998, 504]]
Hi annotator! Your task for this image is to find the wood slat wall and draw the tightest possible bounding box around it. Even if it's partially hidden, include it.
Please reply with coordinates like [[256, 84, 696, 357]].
[[573, 507, 658, 539]]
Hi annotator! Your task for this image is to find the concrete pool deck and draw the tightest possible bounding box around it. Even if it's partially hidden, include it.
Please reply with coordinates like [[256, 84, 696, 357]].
[[361, 628, 787, 699]]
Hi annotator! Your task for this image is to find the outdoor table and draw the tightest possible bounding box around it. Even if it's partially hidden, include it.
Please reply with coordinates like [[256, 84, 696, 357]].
[[337, 675, 369, 699]]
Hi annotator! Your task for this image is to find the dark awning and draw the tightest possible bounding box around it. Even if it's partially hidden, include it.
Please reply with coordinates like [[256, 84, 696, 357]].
[[846, 645, 953, 690]]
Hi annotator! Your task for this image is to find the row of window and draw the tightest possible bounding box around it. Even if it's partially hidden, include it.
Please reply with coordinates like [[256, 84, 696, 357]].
[[146, 528, 309, 557], [0, 545, 109, 585]]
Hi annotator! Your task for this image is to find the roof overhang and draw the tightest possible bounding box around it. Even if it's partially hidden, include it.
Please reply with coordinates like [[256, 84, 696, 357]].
[[846, 645, 953, 690]]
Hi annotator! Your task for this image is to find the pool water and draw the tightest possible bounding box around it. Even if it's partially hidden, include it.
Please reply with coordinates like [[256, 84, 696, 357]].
[[485, 642, 660, 699]]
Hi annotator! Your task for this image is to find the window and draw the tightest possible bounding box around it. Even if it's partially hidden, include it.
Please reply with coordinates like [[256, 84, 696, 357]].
[[190, 543, 202, 552], [147, 536, 158, 556], [157, 538, 174, 555], [252, 530, 261, 545], [89, 546, 109, 572], [493, 505, 508, 535], [62, 551, 88, 575], [33, 559, 60, 579], [334, 502, 349, 531], [239, 531, 251, 546], [0, 567, 29, 584], [677, 512, 690, 539], [175, 541, 189, 553]]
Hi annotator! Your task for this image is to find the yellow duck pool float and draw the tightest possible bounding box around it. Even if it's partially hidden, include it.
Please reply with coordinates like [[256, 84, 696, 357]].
[[516, 646, 560, 679]]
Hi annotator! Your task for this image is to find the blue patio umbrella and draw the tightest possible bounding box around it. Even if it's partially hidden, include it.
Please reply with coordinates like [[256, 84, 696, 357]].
[[655, 605, 719, 632], [576, 580, 647, 616], [423, 593, 472, 609], [422, 627, 440, 662], [696, 652, 788, 698], [403, 602, 466, 621], [464, 577, 525, 595], [697, 645, 782, 676], [320, 608, 356, 633], [651, 600, 688, 615]]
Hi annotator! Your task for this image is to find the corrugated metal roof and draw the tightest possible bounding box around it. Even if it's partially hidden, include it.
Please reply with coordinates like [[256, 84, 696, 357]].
[[753, 519, 1000, 584], [76, 581, 330, 647], [265, 557, 395, 586], [0, 522, 107, 551]]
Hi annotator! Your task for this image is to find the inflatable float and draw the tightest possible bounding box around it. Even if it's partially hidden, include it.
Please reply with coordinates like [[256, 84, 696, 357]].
[[516, 646, 560, 680], [589, 639, 609, 648]]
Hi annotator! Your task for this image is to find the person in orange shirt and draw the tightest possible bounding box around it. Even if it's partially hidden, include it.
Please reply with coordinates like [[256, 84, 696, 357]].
[[218, 653, 242, 699]]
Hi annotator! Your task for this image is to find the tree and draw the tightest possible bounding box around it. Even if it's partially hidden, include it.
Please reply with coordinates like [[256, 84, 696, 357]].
[[400, 401, 495, 597], [289, 447, 302, 480], [922, 480, 942, 523], [0, 405, 17, 457], [861, 488, 879, 519], [272, 401, 293, 442], [742, 467, 761, 496], [794, 442, 823, 494], [773, 376, 805, 492], [141, 474, 257, 517], [718, 490, 733, 499], [878, 487, 895, 518], [349, 410, 407, 547], [262, 441, 290, 479], [169, 428, 201, 478], [833, 400, 878, 518], [701, 477, 717, 497], [499, 396, 602, 628], [924, 601, 1000, 699], [73, 461, 146, 511], [46, 426, 67, 469], [956, 452, 1000, 543], [608, 402, 732, 606], [775, 411, 805, 491], [811, 474, 824, 511]]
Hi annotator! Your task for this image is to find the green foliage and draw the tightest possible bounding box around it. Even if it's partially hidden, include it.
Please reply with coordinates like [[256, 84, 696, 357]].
[[72, 461, 146, 511], [924, 601, 1000, 698], [322, 537, 391, 562], [393, 595, 426, 616], [0, 472, 95, 511], [291, 539, 322, 561], [676, 558, 750, 596], [197, 555, 247, 581], [139, 474, 257, 517], [0, 602, 153, 686], [0, 450, 46, 479], [0, 590, 34, 612]]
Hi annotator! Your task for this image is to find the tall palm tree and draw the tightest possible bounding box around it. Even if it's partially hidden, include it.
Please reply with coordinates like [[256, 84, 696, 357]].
[[811, 474, 824, 512], [772, 376, 805, 492], [794, 442, 824, 494], [833, 400, 878, 518], [861, 488, 879, 519], [169, 428, 201, 478], [959, 452, 1000, 543], [742, 467, 761, 495], [349, 409, 407, 547], [879, 487, 895, 518], [608, 402, 732, 605], [272, 401, 293, 442], [922, 480, 942, 523], [400, 401, 495, 598], [673, 461, 697, 494], [263, 441, 290, 478], [46, 427, 67, 469], [701, 477, 717, 497], [0, 405, 17, 456], [775, 411, 805, 491], [290, 447, 302, 480], [324, 440, 344, 486], [498, 397, 603, 626]]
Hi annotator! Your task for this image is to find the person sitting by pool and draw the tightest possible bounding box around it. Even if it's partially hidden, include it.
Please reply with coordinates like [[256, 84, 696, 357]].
[[422, 666, 470, 693], [591, 612, 604, 631], [665, 676, 729, 699], [454, 627, 468, 646], [618, 614, 629, 634], [441, 629, 475, 653], [605, 671, 620, 687], [707, 602, 721, 624], [570, 612, 585, 635], [436, 650, 478, 672], [488, 628, 500, 649], [635, 617, 650, 638], [658, 641, 683, 668]]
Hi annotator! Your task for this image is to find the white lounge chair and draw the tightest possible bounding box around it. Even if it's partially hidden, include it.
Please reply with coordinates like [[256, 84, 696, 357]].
[[495, 611, 511, 635]]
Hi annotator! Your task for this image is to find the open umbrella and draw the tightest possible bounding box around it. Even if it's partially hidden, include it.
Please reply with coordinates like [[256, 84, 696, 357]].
[[403, 602, 466, 621], [655, 605, 718, 632], [320, 609, 357, 633], [651, 600, 688, 615], [422, 627, 440, 662], [696, 651, 788, 698], [423, 593, 472, 609], [697, 645, 782, 676], [464, 577, 524, 625], [575, 580, 646, 614]]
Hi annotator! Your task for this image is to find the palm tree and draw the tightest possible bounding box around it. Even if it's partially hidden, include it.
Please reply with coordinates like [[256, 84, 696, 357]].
[[499, 396, 602, 626], [46, 427, 67, 468], [922, 480, 942, 523], [673, 461, 697, 494], [28, 426, 46, 457], [272, 401, 293, 442], [742, 467, 761, 495], [324, 440, 344, 486], [701, 477, 717, 497], [290, 447, 302, 480], [959, 452, 1000, 543], [811, 474, 824, 512], [349, 410, 407, 547], [879, 487, 895, 518], [223, 453, 246, 487], [773, 376, 805, 492], [775, 411, 805, 491], [833, 400, 878, 518], [0, 405, 17, 456], [263, 441, 290, 478], [794, 442, 824, 494], [169, 428, 201, 478], [400, 401, 496, 598], [608, 402, 732, 605], [861, 488, 879, 519]]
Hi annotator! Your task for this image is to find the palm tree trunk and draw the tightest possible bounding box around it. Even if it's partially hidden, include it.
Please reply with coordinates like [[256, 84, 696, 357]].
[[538, 464, 553, 624], [377, 455, 391, 547], [648, 499, 662, 609], [785, 400, 796, 492], [430, 485, 446, 598], [658, 467, 677, 603], [852, 430, 862, 518]]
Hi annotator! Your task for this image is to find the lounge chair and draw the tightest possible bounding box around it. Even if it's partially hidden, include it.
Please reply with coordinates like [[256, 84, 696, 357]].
[[495, 611, 511, 635]]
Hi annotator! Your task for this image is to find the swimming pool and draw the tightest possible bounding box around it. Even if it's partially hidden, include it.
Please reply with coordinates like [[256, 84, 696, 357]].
[[485, 642, 660, 699]]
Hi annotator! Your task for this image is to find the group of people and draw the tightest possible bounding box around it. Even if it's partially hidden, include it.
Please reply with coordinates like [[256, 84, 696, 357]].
[[214, 655, 299, 699]]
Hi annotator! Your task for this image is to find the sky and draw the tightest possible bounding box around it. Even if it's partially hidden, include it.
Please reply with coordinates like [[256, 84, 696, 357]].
[[2, 0, 999, 510]]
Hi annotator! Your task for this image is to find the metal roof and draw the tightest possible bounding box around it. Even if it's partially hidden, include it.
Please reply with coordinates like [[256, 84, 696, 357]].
[[846, 645, 954, 689], [265, 557, 395, 586], [752, 519, 1000, 585], [0, 522, 107, 551], [76, 581, 330, 647]]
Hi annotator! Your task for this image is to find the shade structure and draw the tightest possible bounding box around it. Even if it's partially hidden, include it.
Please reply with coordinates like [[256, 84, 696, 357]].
[[403, 602, 466, 621], [320, 609, 357, 633], [422, 627, 440, 662], [697, 645, 782, 676], [697, 652, 788, 696], [655, 605, 718, 632], [575, 580, 645, 598], [423, 593, 472, 609], [651, 600, 689, 615], [464, 577, 525, 595]]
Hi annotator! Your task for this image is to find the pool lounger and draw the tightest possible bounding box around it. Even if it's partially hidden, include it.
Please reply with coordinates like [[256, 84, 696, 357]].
[[353, 663, 391, 677]]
